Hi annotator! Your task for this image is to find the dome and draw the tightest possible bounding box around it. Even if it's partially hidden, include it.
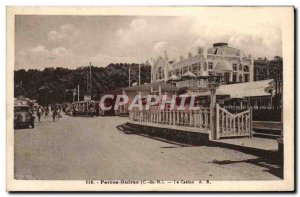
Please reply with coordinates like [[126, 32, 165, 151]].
[[214, 60, 232, 72], [207, 44, 242, 57]]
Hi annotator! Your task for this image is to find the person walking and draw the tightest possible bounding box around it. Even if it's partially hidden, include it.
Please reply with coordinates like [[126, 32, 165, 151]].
[[52, 106, 57, 122], [37, 106, 43, 122], [44, 105, 48, 117], [57, 106, 62, 119]]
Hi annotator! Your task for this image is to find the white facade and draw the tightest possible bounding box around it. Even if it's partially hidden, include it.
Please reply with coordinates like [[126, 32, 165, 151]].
[[151, 43, 254, 84]]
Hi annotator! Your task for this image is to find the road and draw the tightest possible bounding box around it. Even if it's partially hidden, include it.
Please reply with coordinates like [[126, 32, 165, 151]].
[[14, 114, 282, 180]]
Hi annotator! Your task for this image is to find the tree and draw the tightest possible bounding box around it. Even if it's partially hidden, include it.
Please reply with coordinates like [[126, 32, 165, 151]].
[[14, 63, 151, 104]]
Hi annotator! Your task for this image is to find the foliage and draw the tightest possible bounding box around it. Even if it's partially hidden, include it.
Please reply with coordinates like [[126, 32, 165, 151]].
[[14, 63, 151, 105]]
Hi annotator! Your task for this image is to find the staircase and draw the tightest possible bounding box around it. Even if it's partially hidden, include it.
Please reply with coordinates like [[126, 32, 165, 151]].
[[252, 121, 282, 139]]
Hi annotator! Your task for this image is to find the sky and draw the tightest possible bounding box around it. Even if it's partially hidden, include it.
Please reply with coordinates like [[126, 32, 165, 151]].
[[15, 12, 282, 70]]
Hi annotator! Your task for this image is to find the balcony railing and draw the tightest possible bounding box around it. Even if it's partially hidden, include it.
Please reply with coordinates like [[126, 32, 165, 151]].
[[176, 79, 209, 89]]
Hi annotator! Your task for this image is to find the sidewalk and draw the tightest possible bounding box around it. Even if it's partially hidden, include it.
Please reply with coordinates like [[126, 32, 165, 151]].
[[126, 121, 279, 155], [212, 137, 278, 151]]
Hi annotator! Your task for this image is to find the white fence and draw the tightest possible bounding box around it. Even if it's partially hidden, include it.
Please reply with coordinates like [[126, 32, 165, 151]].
[[129, 104, 252, 140], [216, 104, 252, 139], [129, 108, 210, 129]]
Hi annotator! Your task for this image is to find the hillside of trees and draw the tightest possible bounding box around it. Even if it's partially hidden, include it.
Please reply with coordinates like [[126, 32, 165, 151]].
[[14, 63, 151, 105]]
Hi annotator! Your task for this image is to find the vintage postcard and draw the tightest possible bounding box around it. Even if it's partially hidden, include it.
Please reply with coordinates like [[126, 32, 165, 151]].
[[6, 6, 294, 191]]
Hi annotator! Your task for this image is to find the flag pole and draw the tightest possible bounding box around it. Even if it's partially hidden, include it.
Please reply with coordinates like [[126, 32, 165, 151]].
[[77, 84, 80, 102], [90, 62, 92, 96], [86, 73, 88, 93], [128, 67, 131, 87], [139, 64, 141, 85]]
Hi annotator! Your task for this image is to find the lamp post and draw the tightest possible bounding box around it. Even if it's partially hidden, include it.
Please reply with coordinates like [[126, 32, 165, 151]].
[[207, 75, 222, 140]]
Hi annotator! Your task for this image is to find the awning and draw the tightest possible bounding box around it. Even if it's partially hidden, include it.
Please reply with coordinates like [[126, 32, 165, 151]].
[[197, 89, 230, 97], [180, 92, 202, 97], [195, 79, 274, 99]]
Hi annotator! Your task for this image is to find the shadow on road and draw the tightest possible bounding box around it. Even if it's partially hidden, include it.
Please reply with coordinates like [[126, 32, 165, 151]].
[[116, 124, 196, 148], [14, 126, 32, 130], [211, 157, 283, 179], [117, 123, 284, 179]]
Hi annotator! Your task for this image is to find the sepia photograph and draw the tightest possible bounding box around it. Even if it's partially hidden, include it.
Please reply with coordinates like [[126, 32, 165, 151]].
[[6, 6, 294, 191]]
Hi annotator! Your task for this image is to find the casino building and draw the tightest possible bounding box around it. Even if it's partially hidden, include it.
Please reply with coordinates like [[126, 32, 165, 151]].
[[151, 43, 254, 84]]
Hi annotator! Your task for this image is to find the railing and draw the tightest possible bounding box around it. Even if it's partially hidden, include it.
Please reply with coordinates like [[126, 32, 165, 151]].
[[224, 105, 281, 121], [216, 104, 252, 139], [129, 108, 210, 129], [176, 79, 208, 89]]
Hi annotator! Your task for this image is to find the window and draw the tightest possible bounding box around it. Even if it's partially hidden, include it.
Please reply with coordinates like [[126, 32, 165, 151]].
[[208, 62, 213, 70], [239, 74, 243, 82], [158, 67, 162, 79], [233, 64, 237, 71], [183, 66, 189, 73], [244, 65, 249, 72], [192, 64, 199, 72], [244, 74, 249, 82], [158, 67, 163, 79], [239, 64, 243, 71], [203, 62, 207, 71], [224, 73, 230, 83], [233, 73, 237, 82]]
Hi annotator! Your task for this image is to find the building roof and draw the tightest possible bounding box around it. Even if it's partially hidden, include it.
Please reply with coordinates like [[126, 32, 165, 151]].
[[182, 71, 196, 78], [207, 43, 247, 57], [180, 91, 203, 97], [196, 79, 274, 98], [168, 74, 180, 81], [123, 81, 179, 92]]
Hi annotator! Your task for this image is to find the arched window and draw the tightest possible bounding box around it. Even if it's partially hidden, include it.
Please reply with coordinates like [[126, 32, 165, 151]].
[[158, 67, 163, 79], [203, 62, 207, 71]]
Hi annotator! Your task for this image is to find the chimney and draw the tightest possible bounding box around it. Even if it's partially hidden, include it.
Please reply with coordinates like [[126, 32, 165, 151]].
[[188, 52, 192, 58], [180, 56, 184, 61]]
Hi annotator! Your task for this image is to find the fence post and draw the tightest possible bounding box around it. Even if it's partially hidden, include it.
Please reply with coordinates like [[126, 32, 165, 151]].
[[249, 107, 253, 138], [210, 88, 217, 140], [173, 110, 176, 125], [216, 104, 220, 140]]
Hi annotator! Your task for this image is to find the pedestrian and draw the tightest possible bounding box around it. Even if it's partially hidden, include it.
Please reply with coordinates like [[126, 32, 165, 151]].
[[44, 106, 47, 116], [52, 106, 57, 122], [57, 106, 62, 119], [74, 105, 78, 116], [37, 106, 43, 122], [40, 107, 44, 117]]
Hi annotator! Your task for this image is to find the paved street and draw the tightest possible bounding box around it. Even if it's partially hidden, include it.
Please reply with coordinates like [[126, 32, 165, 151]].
[[15, 115, 281, 180]]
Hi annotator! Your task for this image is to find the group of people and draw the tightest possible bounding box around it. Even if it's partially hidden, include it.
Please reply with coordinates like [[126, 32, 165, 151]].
[[33, 105, 63, 122]]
